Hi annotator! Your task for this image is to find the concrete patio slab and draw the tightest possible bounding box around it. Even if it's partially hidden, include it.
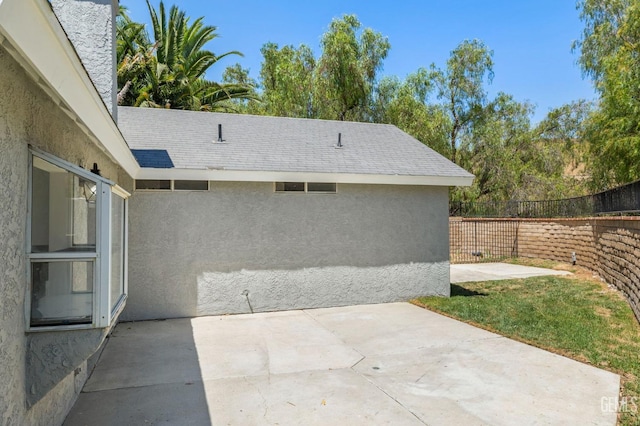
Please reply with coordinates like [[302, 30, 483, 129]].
[[451, 262, 572, 283], [65, 303, 619, 426]]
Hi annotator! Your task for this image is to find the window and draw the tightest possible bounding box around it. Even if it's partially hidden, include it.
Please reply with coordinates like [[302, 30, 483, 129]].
[[174, 180, 209, 191], [135, 180, 210, 191], [275, 182, 336, 193], [135, 179, 171, 190], [307, 182, 336, 193], [28, 148, 129, 330], [275, 182, 305, 192]]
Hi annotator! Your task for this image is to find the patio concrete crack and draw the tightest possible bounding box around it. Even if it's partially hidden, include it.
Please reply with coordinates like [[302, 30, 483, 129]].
[[243, 377, 269, 422], [350, 355, 366, 369], [357, 373, 428, 425], [300, 309, 367, 360]]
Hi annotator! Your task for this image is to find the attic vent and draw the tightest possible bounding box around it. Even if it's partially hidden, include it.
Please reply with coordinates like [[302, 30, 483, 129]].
[[335, 132, 343, 148], [216, 124, 224, 143]]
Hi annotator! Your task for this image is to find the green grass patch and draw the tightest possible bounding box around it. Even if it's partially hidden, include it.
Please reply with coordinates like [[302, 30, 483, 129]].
[[414, 275, 640, 425]]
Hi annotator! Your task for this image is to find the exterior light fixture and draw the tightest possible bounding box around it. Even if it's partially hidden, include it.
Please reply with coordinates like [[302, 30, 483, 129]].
[[79, 178, 97, 203]]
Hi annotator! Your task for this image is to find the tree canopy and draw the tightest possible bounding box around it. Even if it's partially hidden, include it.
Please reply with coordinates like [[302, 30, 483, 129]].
[[118, 3, 612, 203], [116, 1, 253, 111], [575, 0, 640, 188], [220, 16, 591, 203], [243, 15, 389, 121], [314, 14, 390, 121]]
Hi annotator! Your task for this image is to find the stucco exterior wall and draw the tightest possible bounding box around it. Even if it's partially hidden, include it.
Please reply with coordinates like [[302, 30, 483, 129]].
[[125, 183, 450, 320], [50, 0, 118, 120], [0, 46, 130, 425]]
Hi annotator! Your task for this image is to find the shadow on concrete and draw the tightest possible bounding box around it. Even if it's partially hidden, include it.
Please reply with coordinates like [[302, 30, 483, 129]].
[[450, 284, 488, 297], [63, 319, 212, 425]]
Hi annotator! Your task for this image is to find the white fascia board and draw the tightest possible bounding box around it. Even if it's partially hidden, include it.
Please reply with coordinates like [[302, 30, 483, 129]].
[[136, 168, 475, 187], [0, 0, 140, 177]]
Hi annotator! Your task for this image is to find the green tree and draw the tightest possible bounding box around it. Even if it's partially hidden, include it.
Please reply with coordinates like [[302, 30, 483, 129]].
[[314, 15, 390, 121], [455, 94, 584, 202], [117, 1, 253, 111], [254, 15, 390, 122], [575, 0, 640, 188], [374, 72, 450, 156], [116, 6, 154, 105], [534, 100, 593, 180], [428, 40, 494, 163], [258, 43, 316, 117], [220, 63, 260, 113]]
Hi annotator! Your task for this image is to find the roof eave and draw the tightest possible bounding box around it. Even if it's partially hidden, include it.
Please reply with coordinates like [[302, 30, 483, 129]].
[[0, 0, 140, 177], [135, 168, 475, 187]]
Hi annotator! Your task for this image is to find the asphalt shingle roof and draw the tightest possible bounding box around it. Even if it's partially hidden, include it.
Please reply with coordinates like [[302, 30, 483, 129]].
[[118, 107, 473, 179]]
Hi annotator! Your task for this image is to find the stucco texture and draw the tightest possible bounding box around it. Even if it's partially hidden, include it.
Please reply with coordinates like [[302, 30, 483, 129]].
[[50, 0, 118, 119], [125, 182, 450, 320], [0, 44, 129, 424]]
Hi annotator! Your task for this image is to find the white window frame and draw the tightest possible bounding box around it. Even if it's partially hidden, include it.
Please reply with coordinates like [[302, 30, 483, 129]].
[[108, 185, 130, 321], [26, 147, 130, 331]]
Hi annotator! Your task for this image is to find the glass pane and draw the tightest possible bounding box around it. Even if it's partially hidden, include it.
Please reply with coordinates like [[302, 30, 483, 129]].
[[307, 183, 336, 193], [31, 261, 93, 326], [31, 156, 96, 253], [174, 180, 208, 191], [275, 182, 304, 192], [111, 193, 125, 311], [135, 180, 171, 190]]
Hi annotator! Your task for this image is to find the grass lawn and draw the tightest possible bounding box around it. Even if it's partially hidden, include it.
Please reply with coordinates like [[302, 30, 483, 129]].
[[413, 260, 640, 425]]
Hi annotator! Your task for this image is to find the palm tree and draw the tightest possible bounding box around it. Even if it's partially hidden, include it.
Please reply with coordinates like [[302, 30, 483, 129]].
[[116, 6, 156, 105], [117, 1, 253, 111]]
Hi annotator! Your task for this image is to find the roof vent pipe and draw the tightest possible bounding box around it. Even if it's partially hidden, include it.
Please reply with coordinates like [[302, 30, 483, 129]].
[[336, 132, 343, 148], [217, 124, 223, 142]]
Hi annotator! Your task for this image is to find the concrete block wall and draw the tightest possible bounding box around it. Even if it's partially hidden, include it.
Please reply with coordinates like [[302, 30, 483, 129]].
[[517, 219, 598, 265], [450, 217, 640, 321]]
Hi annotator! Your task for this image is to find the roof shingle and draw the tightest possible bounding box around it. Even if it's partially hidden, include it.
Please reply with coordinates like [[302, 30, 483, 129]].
[[118, 107, 473, 179]]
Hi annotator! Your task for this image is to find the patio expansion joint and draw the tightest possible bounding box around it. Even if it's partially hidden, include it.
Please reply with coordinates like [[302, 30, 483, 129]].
[[80, 380, 201, 394], [350, 355, 366, 369], [300, 308, 368, 360]]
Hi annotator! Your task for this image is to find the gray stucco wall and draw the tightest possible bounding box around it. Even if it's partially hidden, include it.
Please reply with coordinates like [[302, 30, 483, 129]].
[[0, 45, 130, 425], [124, 182, 450, 321]]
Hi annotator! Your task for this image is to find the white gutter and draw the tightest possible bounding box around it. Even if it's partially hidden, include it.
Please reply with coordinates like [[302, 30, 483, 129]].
[[136, 168, 475, 187], [0, 0, 140, 177]]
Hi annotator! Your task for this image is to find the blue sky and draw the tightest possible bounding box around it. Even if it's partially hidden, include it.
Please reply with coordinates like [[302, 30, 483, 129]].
[[124, 0, 595, 122]]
